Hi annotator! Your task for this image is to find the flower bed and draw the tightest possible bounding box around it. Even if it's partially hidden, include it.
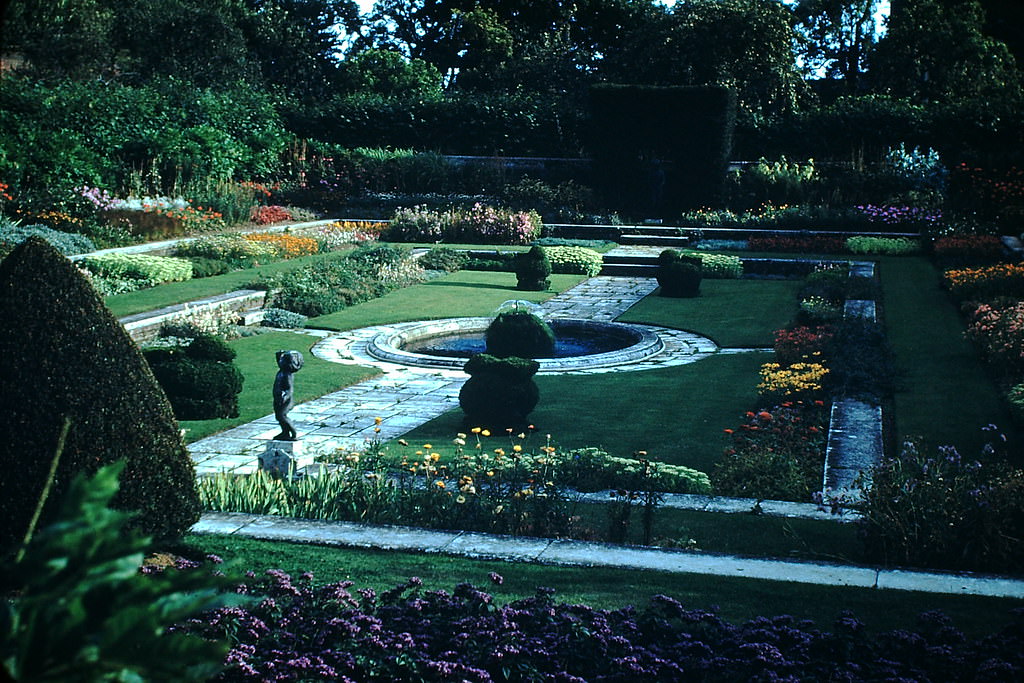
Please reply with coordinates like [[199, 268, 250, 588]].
[[179, 569, 1024, 681]]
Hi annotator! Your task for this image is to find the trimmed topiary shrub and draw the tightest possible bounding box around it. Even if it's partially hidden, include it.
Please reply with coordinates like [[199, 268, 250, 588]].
[[656, 249, 702, 297], [0, 237, 200, 555], [459, 353, 540, 431], [514, 245, 551, 291], [144, 335, 244, 420], [485, 311, 555, 359], [543, 245, 603, 276], [419, 247, 469, 272], [261, 308, 308, 329]]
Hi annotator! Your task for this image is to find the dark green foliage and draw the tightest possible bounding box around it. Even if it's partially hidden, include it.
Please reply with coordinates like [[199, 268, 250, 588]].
[[485, 311, 555, 359], [656, 249, 703, 298], [859, 437, 1024, 572], [0, 462, 234, 680], [187, 256, 233, 278], [261, 307, 308, 329], [514, 245, 551, 291], [419, 247, 469, 272], [145, 335, 244, 420], [459, 354, 540, 430], [0, 221, 96, 256], [0, 238, 200, 555], [588, 84, 736, 215], [824, 319, 898, 403]]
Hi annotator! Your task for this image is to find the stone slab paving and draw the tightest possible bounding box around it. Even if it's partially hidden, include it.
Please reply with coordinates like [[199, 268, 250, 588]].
[[194, 512, 1024, 599]]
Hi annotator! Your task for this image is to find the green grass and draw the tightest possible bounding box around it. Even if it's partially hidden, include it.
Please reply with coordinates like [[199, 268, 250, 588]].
[[105, 250, 356, 318], [878, 256, 1019, 456], [618, 278, 802, 348], [572, 504, 861, 562], [395, 351, 768, 472], [310, 271, 587, 331], [186, 533, 1023, 638], [180, 331, 378, 442]]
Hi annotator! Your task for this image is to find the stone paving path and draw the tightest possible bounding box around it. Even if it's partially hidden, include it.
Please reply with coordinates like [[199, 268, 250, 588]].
[[194, 511, 1024, 599], [189, 275, 752, 476]]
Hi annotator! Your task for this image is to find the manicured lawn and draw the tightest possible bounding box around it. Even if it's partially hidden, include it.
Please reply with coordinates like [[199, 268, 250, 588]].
[[311, 271, 587, 331], [398, 351, 769, 473], [186, 533, 1023, 639], [180, 331, 378, 442], [878, 256, 1019, 457], [104, 249, 356, 318], [618, 278, 802, 348]]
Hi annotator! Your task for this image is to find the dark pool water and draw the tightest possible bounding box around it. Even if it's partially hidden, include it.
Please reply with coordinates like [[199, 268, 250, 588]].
[[404, 320, 641, 359]]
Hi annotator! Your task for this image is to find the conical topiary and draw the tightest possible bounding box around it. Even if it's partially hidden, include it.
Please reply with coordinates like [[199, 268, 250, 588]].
[[0, 237, 201, 555]]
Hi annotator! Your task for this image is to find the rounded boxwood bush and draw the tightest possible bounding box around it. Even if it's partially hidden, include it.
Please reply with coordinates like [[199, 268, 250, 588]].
[[459, 353, 540, 430], [656, 249, 702, 297], [144, 335, 244, 420], [0, 238, 201, 553], [514, 245, 551, 291], [485, 311, 555, 359]]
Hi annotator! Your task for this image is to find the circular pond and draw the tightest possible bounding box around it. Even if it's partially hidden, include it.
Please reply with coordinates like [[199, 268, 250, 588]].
[[367, 317, 665, 373]]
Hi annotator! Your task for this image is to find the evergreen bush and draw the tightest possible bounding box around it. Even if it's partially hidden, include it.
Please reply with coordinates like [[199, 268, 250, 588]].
[[543, 245, 603, 276], [656, 249, 702, 297], [261, 307, 308, 329], [0, 220, 96, 256], [144, 335, 244, 420], [0, 238, 200, 554], [459, 354, 540, 430], [514, 245, 551, 291], [485, 311, 555, 359], [419, 247, 469, 272]]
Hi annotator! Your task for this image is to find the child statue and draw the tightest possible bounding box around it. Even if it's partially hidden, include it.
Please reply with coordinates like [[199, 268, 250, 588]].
[[272, 350, 304, 441]]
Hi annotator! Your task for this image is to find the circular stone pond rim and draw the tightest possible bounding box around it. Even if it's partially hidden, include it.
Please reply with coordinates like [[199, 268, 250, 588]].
[[366, 317, 665, 373]]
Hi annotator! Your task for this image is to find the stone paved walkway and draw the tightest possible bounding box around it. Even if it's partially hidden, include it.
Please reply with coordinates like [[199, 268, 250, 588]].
[[189, 276, 757, 476], [194, 511, 1024, 599]]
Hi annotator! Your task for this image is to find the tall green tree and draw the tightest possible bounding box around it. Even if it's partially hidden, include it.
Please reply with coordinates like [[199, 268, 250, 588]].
[[2, 0, 116, 79], [602, 0, 805, 118], [870, 0, 1021, 103], [792, 0, 881, 90]]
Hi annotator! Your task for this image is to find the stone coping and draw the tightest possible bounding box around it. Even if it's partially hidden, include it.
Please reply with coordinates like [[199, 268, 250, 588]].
[[193, 512, 1024, 599], [365, 316, 667, 373]]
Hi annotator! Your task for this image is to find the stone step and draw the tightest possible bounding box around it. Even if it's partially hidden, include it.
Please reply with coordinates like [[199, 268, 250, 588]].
[[600, 263, 658, 277], [619, 234, 692, 247]]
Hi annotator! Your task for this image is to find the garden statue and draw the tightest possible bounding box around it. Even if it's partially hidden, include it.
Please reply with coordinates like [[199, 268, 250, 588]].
[[272, 349, 304, 441]]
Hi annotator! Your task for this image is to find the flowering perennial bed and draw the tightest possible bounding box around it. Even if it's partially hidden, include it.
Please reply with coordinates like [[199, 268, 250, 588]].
[[178, 568, 1024, 682]]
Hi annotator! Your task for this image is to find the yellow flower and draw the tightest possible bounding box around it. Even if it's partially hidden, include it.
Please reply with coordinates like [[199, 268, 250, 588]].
[[513, 444, 523, 453], [374, 416, 383, 425], [471, 427, 482, 434], [423, 444, 433, 449], [430, 453, 441, 462], [435, 480, 446, 489], [481, 430, 491, 437]]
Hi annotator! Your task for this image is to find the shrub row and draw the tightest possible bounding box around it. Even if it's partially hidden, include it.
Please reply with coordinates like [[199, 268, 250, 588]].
[[382, 204, 542, 245], [79, 252, 193, 283]]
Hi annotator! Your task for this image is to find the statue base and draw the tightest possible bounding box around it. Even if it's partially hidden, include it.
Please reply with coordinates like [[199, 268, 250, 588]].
[[259, 439, 307, 478]]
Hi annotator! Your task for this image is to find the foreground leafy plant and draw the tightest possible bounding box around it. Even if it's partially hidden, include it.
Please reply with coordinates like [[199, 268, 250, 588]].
[[1, 462, 235, 681]]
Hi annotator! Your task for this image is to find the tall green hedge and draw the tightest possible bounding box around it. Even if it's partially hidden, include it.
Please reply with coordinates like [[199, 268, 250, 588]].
[[588, 84, 737, 215], [0, 238, 200, 555]]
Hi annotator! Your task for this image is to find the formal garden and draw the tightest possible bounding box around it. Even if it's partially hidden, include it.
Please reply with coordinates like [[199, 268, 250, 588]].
[[4, 0, 1024, 680]]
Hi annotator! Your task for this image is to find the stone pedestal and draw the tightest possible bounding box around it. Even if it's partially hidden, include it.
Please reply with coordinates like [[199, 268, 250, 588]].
[[259, 439, 304, 478]]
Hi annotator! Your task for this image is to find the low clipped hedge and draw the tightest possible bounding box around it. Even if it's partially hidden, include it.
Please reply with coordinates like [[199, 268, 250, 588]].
[[80, 252, 193, 283], [682, 250, 743, 279], [845, 236, 920, 255], [0, 221, 96, 256], [144, 335, 244, 420], [175, 234, 278, 269], [543, 246, 603, 276]]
